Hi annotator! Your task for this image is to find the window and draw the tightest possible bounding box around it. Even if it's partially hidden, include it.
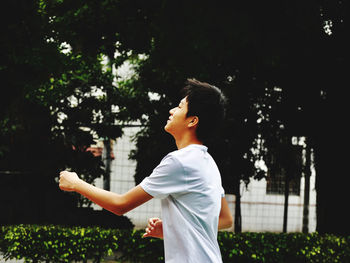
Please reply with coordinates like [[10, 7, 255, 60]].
[[266, 145, 303, 196], [266, 169, 301, 196]]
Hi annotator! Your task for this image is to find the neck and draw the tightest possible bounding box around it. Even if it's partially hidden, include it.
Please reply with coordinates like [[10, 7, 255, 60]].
[[174, 133, 202, 150]]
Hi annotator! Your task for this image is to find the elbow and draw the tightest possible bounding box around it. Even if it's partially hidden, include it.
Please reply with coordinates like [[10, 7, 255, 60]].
[[227, 213, 233, 228], [224, 217, 233, 229], [112, 208, 124, 216], [219, 215, 233, 229], [110, 207, 127, 216], [110, 199, 129, 216], [226, 216, 233, 228]]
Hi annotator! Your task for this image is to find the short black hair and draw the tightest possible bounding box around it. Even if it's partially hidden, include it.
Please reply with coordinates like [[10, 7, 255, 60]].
[[181, 78, 227, 144]]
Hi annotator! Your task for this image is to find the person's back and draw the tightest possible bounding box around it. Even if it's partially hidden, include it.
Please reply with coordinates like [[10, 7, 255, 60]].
[[141, 144, 224, 262]]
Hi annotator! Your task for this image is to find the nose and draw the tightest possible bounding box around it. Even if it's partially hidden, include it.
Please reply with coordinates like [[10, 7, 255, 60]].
[[169, 107, 176, 115]]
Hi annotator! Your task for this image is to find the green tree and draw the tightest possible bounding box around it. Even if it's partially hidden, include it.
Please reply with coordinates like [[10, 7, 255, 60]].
[[121, 0, 348, 234], [1, 0, 347, 234], [0, 0, 146, 216]]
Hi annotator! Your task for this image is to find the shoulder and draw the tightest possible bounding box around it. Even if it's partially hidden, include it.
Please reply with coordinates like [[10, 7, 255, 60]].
[[153, 152, 184, 175], [140, 150, 188, 198]]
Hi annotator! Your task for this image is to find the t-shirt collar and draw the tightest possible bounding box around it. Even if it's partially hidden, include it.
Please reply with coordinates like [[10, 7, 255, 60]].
[[183, 144, 208, 152]]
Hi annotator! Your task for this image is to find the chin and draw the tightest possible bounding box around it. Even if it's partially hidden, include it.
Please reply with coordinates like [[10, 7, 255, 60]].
[[164, 124, 173, 135], [164, 124, 170, 132]]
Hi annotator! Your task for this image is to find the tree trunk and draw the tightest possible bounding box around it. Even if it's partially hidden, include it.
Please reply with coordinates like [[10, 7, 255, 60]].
[[234, 179, 242, 233], [282, 172, 289, 233], [103, 139, 111, 191], [302, 144, 311, 233]]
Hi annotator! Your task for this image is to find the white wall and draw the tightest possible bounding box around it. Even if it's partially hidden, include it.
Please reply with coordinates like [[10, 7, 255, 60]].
[[101, 126, 317, 232]]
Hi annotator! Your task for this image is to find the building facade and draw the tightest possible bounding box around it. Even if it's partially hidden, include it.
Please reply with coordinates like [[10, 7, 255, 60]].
[[93, 126, 317, 232]]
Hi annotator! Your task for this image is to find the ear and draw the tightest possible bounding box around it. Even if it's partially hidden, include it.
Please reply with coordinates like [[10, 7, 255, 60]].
[[188, 116, 199, 128]]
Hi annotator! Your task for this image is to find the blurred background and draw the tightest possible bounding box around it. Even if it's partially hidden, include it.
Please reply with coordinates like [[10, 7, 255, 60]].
[[0, 0, 348, 240]]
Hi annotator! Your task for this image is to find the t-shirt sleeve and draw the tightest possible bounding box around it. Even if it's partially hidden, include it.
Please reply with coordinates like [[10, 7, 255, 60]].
[[220, 186, 225, 197], [140, 154, 186, 199]]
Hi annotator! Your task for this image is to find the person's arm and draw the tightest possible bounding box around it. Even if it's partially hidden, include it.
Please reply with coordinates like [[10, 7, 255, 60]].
[[218, 197, 233, 230], [59, 171, 153, 215]]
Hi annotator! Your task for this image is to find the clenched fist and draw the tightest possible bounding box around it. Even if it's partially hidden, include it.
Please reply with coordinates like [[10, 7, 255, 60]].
[[59, 171, 81, 192]]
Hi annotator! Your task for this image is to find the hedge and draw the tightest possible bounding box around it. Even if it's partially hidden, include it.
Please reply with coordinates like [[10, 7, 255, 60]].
[[218, 231, 350, 263], [1, 225, 350, 263]]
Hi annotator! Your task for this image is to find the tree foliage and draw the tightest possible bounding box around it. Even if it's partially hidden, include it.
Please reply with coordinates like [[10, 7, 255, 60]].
[[123, 0, 349, 234], [0, 0, 348, 233], [0, 0, 148, 208]]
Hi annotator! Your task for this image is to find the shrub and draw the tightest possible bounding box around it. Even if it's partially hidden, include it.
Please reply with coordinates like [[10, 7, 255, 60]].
[[1, 225, 350, 263], [0, 225, 120, 263], [218, 232, 350, 263]]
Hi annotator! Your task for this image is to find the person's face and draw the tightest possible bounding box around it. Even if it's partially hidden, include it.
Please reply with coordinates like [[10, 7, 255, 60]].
[[164, 97, 191, 136]]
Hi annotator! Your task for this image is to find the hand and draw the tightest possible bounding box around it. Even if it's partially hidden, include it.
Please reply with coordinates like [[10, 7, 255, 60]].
[[142, 218, 163, 239], [59, 171, 81, 192]]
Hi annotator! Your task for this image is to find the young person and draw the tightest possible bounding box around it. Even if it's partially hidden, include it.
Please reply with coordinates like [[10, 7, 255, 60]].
[[59, 78, 233, 263]]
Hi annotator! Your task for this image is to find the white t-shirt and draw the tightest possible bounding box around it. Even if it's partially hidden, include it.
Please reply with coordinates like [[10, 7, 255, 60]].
[[140, 144, 224, 263]]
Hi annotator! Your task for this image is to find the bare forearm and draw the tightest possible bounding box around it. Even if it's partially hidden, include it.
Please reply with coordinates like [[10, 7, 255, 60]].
[[74, 179, 125, 215], [59, 171, 153, 216]]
